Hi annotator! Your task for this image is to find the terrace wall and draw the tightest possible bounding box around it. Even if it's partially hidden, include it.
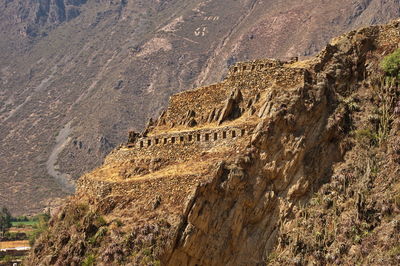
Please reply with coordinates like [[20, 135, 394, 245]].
[[109, 125, 254, 164]]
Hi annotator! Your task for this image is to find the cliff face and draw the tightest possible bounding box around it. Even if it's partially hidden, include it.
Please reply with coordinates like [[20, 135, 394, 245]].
[[27, 20, 400, 265], [1, 0, 400, 215]]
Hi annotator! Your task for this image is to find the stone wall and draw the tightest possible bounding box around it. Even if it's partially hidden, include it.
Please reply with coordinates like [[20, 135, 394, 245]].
[[160, 61, 308, 129], [164, 83, 229, 127], [227, 58, 285, 76], [133, 126, 248, 149], [226, 64, 308, 90], [107, 125, 255, 167]]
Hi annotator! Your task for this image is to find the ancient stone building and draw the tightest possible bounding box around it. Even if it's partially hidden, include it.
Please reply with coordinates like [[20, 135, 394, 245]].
[[122, 58, 308, 158]]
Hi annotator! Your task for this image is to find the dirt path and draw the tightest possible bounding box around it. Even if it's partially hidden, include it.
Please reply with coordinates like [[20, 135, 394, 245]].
[[46, 121, 75, 193]]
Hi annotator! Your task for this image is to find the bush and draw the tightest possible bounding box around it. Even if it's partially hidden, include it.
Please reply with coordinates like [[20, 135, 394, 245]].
[[82, 254, 95, 266], [88, 226, 107, 246], [29, 213, 50, 246], [1, 255, 12, 263], [380, 48, 400, 79], [113, 219, 124, 227], [95, 215, 107, 227], [389, 245, 400, 257], [354, 128, 379, 146]]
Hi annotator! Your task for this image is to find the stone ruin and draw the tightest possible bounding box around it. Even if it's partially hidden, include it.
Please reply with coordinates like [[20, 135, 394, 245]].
[[128, 126, 248, 149], [124, 58, 308, 155]]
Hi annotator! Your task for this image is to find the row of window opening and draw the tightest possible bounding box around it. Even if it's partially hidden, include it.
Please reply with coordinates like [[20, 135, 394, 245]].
[[233, 65, 261, 73], [233, 63, 278, 73], [138, 129, 245, 148]]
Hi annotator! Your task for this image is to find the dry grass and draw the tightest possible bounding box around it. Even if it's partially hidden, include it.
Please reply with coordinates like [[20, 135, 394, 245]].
[[148, 118, 260, 136], [134, 161, 208, 181], [8, 227, 34, 233], [0, 240, 29, 249], [90, 156, 213, 182], [286, 58, 316, 69]]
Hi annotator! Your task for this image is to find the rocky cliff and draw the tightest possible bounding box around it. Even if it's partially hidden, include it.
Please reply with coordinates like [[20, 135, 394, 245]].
[[26, 19, 400, 265], [1, 0, 400, 215]]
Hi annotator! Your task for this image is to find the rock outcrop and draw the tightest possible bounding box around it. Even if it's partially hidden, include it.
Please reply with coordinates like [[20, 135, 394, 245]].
[[26, 19, 400, 265]]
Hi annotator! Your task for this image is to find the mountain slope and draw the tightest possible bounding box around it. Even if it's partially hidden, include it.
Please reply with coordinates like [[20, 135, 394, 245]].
[[25, 19, 400, 265], [0, 0, 399, 215]]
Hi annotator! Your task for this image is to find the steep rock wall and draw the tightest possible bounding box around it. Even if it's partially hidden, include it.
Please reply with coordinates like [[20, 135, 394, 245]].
[[163, 19, 400, 265], [164, 58, 340, 266]]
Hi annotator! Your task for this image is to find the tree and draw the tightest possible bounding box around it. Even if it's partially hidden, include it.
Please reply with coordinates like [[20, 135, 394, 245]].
[[0, 207, 12, 237]]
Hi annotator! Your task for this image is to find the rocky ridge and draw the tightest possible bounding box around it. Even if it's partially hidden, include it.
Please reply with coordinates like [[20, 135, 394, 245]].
[[26, 19, 400, 265]]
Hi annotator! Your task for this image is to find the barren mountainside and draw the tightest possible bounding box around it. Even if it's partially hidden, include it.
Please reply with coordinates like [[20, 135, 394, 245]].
[[26, 19, 400, 265], [0, 0, 400, 215]]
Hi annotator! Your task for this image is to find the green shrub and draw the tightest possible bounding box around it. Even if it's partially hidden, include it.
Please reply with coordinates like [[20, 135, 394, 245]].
[[380, 48, 400, 79], [1, 255, 12, 263], [95, 215, 107, 228], [389, 245, 400, 257], [266, 251, 279, 264], [354, 128, 379, 146], [113, 219, 124, 227], [82, 254, 95, 266], [29, 212, 50, 246], [88, 226, 107, 246], [142, 248, 152, 256]]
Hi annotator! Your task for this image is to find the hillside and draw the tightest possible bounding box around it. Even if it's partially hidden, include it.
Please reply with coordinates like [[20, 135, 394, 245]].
[[25, 19, 400, 265], [0, 0, 399, 215]]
